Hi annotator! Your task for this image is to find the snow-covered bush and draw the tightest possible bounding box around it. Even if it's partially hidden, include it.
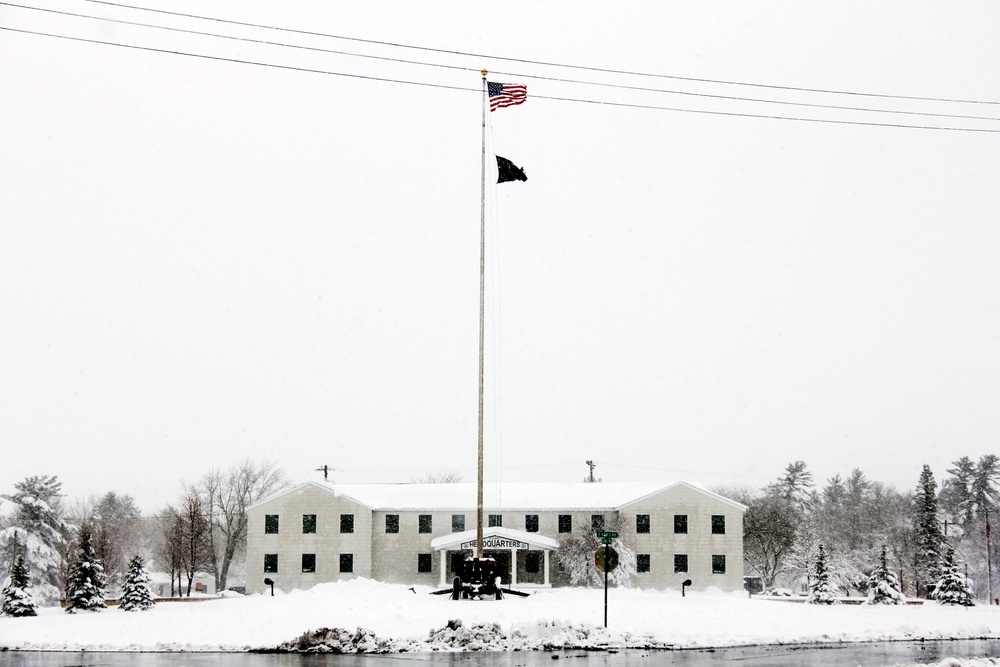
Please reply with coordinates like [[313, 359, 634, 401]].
[[2, 553, 37, 617], [935, 545, 975, 607], [119, 554, 155, 611], [64, 524, 107, 613], [867, 545, 904, 605], [808, 545, 840, 604]]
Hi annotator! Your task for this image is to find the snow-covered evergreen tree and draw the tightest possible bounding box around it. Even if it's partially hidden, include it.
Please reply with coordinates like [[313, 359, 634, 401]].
[[2, 548, 38, 618], [1, 475, 72, 606], [866, 545, 904, 605], [808, 545, 840, 604], [914, 465, 946, 598], [119, 554, 155, 611], [934, 545, 975, 607], [64, 524, 107, 613]]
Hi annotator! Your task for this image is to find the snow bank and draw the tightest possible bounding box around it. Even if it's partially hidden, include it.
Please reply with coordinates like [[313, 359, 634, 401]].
[[3, 578, 1000, 653]]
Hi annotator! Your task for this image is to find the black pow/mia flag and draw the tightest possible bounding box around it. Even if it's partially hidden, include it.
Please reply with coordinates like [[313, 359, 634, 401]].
[[496, 155, 527, 183]]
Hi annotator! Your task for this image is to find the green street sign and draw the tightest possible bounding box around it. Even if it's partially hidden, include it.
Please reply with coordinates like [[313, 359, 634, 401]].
[[601, 538, 613, 545], [597, 531, 618, 539]]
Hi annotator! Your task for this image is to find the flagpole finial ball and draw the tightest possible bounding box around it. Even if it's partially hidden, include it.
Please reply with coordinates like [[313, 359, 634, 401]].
[[482, 69, 488, 77]]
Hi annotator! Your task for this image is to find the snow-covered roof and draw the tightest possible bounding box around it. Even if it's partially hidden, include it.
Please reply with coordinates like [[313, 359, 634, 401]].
[[252, 480, 747, 512]]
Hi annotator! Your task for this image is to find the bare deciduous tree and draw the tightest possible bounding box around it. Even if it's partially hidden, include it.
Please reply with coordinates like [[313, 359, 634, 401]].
[[199, 459, 287, 593]]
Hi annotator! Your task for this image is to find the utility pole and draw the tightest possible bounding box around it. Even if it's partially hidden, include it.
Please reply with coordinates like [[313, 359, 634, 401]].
[[987, 507, 993, 604], [586, 460, 596, 483], [315, 465, 334, 481]]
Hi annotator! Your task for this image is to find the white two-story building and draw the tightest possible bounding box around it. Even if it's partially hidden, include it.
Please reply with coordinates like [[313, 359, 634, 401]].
[[245, 480, 746, 594]]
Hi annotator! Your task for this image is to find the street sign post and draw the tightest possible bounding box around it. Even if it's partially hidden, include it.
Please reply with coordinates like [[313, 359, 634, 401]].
[[595, 545, 619, 627]]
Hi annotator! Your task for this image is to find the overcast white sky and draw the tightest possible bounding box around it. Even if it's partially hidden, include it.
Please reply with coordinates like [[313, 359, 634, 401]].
[[2, 1, 999, 514]]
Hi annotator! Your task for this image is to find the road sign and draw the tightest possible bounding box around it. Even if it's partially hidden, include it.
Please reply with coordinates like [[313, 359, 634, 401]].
[[595, 546, 619, 573], [597, 531, 618, 539]]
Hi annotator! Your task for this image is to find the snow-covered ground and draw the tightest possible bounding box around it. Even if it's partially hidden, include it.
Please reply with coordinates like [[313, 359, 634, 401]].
[[2, 579, 1000, 659]]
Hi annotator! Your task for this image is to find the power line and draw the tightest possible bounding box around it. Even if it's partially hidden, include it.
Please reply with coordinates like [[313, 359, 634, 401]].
[[2, 23, 998, 133], [6, 2, 999, 125], [78, 0, 1000, 108], [0, 25, 476, 94]]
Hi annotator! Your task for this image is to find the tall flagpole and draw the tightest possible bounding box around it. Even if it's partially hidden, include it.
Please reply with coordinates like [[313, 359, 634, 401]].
[[477, 70, 487, 559]]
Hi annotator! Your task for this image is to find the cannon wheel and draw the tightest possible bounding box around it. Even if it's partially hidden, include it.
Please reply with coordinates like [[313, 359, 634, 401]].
[[452, 577, 461, 601]]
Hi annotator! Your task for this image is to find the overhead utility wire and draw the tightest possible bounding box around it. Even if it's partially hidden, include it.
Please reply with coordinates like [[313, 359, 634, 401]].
[[7, 1, 998, 124], [3, 24, 998, 135], [80, 0, 1000, 108], [7, 1, 1000, 121], [0, 1, 478, 76]]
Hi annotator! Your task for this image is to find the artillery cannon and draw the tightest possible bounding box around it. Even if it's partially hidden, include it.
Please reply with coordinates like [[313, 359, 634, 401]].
[[433, 557, 529, 600]]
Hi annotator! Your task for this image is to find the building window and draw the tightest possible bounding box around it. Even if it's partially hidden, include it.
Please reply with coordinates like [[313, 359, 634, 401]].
[[637, 554, 650, 573], [525, 552, 541, 574], [419, 515, 433, 533], [340, 553, 354, 573], [417, 553, 432, 573], [340, 514, 354, 534], [303, 514, 317, 534], [385, 514, 399, 534], [674, 514, 688, 534], [525, 514, 539, 533], [712, 555, 726, 574], [592, 515, 605, 533], [711, 515, 726, 535], [636, 514, 650, 534], [302, 554, 316, 573], [558, 515, 572, 533], [264, 554, 278, 573], [488, 514, 502, 528], [452, 514, 465, 532], [674, 554, 688, 573], [265, 515, 279, 534]]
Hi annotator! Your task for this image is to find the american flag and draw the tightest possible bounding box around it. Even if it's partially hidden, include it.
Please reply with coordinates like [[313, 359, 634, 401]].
[[488, 81, 527, 111]]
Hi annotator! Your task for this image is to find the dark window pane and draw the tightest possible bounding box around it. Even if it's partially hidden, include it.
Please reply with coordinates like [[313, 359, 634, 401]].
[[452, 514, 465, 532], [712, 515, 726, 535], [674, 554, 688, 573], [488, 514, 502, 528], [417, 553, 432, 573], [712, 554, 726, 574], [303, 514, 317, 534], [636, 514, 650, 534], [340, 553, 354, 573], [340, 514, 354, 534], [558, 515, 572, 533], [525, 552, 541, 573], [419, 515, 432, 533], [264, 553, 278, 573], [592, 515, 605, 532], [637, 554, 650, 573], [301, 553, 316, 573], [385, 514, 399, 533], [525, 515, 539, 533], [265, 515, 279, 534], [674, 514, 688, 534]]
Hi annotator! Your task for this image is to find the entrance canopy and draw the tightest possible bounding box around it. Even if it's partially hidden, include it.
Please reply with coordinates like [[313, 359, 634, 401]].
[[430, 527, 559, 588], [430, 526, 558, 552]]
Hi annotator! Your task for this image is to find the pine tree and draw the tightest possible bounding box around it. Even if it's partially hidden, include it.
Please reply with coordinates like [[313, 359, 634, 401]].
[[119, 554, 155, 611], [914, 464, 945, 598], [808, 544, 840, 604], [2, 553, 38, 617], [1, 475, 73, 606], [866, 545, 904, 605], [64, 524, 107, 613], [934, 545, 975, 607]]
